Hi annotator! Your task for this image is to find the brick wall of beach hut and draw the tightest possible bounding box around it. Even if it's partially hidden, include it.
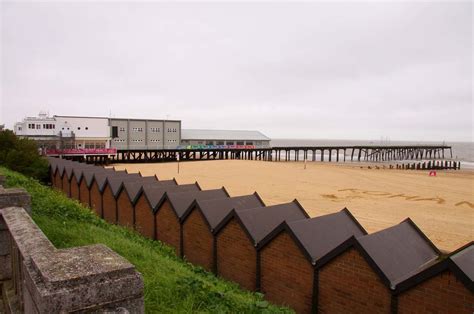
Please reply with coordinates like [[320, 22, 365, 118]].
[[216, 218, 257, 291], [318, 247, 391, 313], [260, 230, 314, 313], [134, 194, 155, 239], [117, 190, 134, 228], [398, 270, 474, 314], [79, 179, 90, 207], [102, 184, 117, 224], [90, 181, 103, 217], [182, 209, 214, 271], [155, 199, 181, 255]]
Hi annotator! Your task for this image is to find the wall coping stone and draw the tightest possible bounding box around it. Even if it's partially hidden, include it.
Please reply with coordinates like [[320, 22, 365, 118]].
[[1, 206, 144, 313]]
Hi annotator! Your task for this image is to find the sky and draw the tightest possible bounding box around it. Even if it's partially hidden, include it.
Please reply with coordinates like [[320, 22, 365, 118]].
[[0, 1, 472, 141]]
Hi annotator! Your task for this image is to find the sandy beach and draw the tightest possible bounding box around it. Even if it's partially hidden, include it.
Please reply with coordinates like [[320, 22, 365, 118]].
[[111, 160, 473, 252]]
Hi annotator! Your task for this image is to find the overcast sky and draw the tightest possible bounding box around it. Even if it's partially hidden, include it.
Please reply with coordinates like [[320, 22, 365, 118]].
[[1, 1, 472, 141]]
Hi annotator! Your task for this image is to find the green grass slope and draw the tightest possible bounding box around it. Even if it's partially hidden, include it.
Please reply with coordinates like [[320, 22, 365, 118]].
[[0, 167, 292, 313]]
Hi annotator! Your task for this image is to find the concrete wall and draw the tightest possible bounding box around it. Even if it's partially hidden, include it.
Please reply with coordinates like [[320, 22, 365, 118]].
[[0, 182, 144, 313]]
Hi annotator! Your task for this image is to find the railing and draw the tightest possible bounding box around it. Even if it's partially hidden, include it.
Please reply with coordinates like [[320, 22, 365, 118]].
[[0, 180, 144, 313], [46, 148, 117, 156], [177, 144, 257, 150]]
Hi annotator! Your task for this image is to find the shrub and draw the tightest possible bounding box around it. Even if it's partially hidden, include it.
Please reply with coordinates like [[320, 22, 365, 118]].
[[0, 129, 49, 182]]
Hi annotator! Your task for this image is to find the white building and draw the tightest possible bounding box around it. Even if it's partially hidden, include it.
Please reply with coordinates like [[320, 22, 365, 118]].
[[14, 113, 111, 149], [54, 115, 111, 149]]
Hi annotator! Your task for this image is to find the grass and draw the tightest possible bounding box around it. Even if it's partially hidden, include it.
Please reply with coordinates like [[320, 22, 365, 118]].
[[0, 167, 292, 313]]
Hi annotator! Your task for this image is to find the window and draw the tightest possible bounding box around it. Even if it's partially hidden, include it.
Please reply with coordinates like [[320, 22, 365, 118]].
[[18, 127, 22, 131], [167, 139, 177, 143], [132, 127, 143, 132], [246, 141, 253, 145], [150, 127, 160, 132], [237, 141, 244, 145], [28, 124, 35, 129], [36, 124, 41, 129], [111, 126, 118, 138], [150, 139, 160, 143], [119, 127, 125, 132], [85, 127, 88, 130], [226, 141, 234, 145], [167, 128, 177, 133], [206, 141, 214, 145], [216, 141, 225, 145], [77, 127, 81, 130]]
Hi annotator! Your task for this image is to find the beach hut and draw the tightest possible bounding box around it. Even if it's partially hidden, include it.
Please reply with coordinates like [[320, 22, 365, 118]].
[[53, 161, 66, 190], [134, 183, 201, 239], [395, 241, 474, 313], [77, 168, 105, 207], [214, 200, 309, 291], [180, 193, 265, 271], [317, 219, 440, 313], [256, 208, 366, 313], [101, 174, 143, 224], [89, 170, 127, 217], [154, 188, 230, 255], [47, 157, 60, 186], [116, 177, 174, 228], [61, 164, 75, 197], [70, 164, 93, 200]]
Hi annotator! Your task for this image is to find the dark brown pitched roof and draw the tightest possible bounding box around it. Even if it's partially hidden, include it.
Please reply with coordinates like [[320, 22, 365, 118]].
[[104, 174, 143, 197], [142, 183, 201, 212], [357, 218, 440, 288], [395, 241, 474, 293], [258, 208, 366, 264], [183, 193, 266, 231], [165, 188, 230, 219], [450, 242, 474, 283], [93, 171, 128, 192], [228, 200, 310, 245], [122, 179, 177, 204]]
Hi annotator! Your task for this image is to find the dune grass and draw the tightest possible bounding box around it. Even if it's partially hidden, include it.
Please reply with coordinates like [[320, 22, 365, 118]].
[[0, 167, 292, 313]]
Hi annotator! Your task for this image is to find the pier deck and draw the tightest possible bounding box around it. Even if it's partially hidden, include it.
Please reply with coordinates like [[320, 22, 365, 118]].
[[102, 145, 452, 164]]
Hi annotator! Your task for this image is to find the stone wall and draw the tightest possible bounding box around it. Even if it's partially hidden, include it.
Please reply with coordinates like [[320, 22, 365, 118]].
[[0, 177, 144, 313]]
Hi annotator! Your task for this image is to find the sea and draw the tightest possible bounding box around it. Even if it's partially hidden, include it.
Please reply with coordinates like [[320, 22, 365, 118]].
[[270, 139, 474, 169]]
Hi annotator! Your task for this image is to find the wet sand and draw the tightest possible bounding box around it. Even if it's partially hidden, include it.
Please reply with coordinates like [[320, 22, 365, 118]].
[[111, 160, 474, 252]]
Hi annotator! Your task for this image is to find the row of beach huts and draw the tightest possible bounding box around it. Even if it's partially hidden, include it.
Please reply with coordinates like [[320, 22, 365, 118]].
[[47, 157, 473, 314]]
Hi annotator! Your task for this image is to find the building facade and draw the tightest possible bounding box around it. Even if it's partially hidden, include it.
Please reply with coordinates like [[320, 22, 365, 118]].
[[13, 113, 271, 151], [109, 118, 181, 150]]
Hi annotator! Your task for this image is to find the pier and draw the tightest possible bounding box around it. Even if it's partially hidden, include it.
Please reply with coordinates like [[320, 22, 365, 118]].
[[102, 145, 453, 164]]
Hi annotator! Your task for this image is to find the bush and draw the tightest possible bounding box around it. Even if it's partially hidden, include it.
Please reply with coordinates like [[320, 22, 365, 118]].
[[0, 129, 49, 182]]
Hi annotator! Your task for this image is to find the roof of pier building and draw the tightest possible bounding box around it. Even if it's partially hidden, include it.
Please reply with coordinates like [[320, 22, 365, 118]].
[[181, 129, 270, 141]]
